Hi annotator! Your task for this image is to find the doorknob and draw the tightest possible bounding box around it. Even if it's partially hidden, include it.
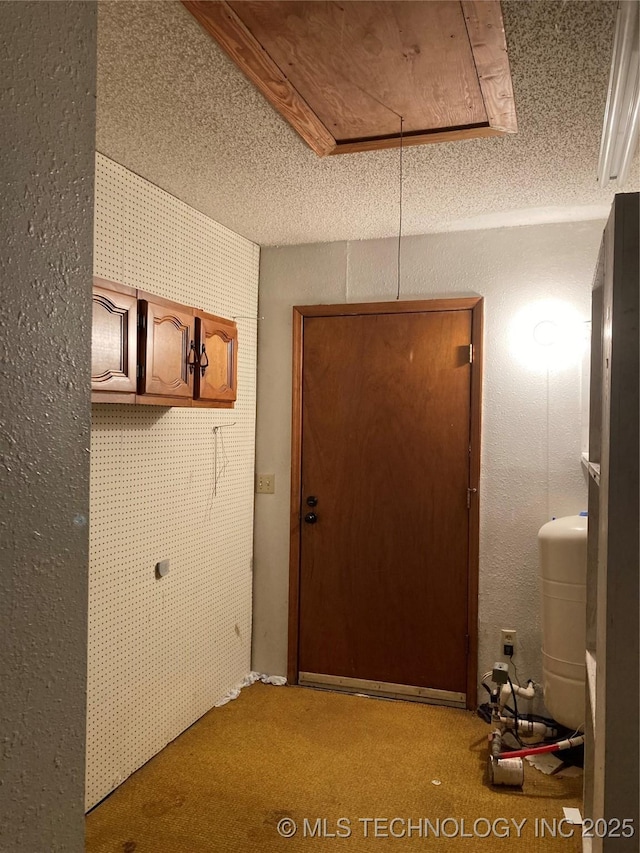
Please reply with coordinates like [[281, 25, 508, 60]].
[[304, 512, 318, 524], [306, 496, 318, 507]]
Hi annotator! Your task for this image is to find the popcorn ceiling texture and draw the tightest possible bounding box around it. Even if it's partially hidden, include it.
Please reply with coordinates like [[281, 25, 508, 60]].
[[252, 221, 602, 708], [0, 3, 95, 850], [96, 0, 638, 246]]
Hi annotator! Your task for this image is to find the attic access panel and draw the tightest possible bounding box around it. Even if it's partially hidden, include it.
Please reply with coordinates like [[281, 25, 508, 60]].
[[182, 0, 517, 156]]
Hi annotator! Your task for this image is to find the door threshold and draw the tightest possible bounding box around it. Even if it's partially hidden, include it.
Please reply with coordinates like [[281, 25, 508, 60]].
[[298, 672, 466, 708]]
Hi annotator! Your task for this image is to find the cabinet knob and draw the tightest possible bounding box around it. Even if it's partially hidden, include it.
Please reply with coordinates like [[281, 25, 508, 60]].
[[306, 496, 318, 507], [304, 512, 318, 524]]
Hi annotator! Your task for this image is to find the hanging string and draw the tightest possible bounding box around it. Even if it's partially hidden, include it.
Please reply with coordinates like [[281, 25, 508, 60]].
[[208, 423, 236, 515], [213, 429, 218, 497], [396, 116, 404, 301]]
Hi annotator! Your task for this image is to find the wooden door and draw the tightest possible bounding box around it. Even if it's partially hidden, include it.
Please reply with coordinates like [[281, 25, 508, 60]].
[[91, 278, 137, 402], [138, 294, 195, 402], [291, 300, 482, 708], [193, 312, 237, 406]]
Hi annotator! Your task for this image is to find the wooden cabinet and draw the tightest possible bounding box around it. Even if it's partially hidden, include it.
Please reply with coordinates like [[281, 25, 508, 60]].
[[193, 312, 237, 407], [91, 279, 137, 402], [138, 294, 195, 404], [91, 278, 238, 408]]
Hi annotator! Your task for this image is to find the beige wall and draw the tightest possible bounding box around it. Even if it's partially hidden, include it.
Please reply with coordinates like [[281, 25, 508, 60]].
[[0, 3, 95, 849], [87, 155, 259, 808], [253, 221, 603, 705]]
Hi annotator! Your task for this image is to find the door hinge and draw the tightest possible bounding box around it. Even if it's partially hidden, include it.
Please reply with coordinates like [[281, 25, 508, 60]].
[[466, 487, 477, 509], [469, 343, 473, 364], [138, 313, 146, 330], [137, 364, 145, 380]]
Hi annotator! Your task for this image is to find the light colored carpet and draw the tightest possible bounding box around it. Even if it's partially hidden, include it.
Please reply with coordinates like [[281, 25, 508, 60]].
[[86, 683, 582, 852]]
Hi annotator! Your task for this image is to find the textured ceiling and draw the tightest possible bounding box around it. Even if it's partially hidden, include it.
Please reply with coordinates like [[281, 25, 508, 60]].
[[97, 0, 639, 246]]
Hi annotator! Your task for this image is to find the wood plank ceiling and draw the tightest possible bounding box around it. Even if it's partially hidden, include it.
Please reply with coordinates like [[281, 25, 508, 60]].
[[182, 0, 517, 156]]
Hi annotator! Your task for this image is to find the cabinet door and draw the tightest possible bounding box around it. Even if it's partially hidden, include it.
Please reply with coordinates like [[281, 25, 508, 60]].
[[91, 279, 137, 400], [194, 312, 238, 406], [139, 295, 195, 401]]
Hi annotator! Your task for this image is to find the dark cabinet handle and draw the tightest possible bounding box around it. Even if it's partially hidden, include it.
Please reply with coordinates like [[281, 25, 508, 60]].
[[187, 340, 197, 374], [304, 512, 318, 524], [200, 344, 209, 377], [306, 496, 318, 507]]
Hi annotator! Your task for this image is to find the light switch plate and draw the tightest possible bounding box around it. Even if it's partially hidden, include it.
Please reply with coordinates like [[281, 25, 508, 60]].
[[256, 474, 275, 494]]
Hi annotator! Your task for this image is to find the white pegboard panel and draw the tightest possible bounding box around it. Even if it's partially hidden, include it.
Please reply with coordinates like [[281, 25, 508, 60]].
[[88, 153, 259, 808]]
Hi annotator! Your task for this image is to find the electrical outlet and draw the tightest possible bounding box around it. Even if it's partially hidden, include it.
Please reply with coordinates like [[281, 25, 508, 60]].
[[501, 628, 516, 655], [256, 473, 275, 494]]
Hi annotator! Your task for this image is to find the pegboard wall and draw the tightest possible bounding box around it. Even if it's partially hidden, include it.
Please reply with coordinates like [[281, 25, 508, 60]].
[[87, 153, 259, 808]]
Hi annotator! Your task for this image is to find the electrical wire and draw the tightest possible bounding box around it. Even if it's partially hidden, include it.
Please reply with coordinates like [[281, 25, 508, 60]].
[[509, 654, 521, 686]]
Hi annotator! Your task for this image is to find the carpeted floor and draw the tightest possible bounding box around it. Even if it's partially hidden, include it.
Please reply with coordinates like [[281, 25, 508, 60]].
[[86, 683, 582, 852]]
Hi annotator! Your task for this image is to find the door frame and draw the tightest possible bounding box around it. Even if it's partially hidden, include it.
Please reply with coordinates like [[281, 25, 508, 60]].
[[287, 297, 484, 709]]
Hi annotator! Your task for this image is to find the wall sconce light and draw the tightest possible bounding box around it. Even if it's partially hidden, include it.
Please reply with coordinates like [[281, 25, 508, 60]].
[[533, 320, 559, 347], [511, 300, 586, 371]]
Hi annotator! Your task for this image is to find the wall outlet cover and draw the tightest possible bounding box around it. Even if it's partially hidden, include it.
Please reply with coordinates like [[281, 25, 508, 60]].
[[501, 628, 516, 646]]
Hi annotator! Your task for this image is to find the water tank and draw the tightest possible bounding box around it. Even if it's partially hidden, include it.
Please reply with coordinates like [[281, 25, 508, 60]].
[[538, 515, 587, 731]]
